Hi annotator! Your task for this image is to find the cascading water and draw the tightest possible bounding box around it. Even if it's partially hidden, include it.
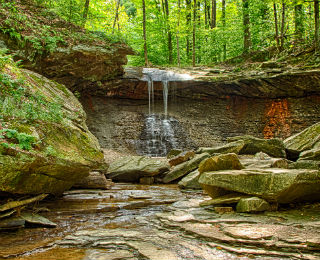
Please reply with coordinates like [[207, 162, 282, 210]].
[[136, 68, 193, 157]]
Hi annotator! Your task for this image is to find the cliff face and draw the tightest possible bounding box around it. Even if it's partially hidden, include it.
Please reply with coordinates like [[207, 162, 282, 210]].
[[81, 67, 320, 100], [0, 0, 134, 91]]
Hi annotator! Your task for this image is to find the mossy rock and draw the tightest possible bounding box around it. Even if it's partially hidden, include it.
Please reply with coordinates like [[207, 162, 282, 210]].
[[0, 69, 103, 195], [227, 135, 286, 158]]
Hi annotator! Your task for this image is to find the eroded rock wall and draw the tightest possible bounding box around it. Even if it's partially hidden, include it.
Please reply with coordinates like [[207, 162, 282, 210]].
[[81, 95, 320, 154]]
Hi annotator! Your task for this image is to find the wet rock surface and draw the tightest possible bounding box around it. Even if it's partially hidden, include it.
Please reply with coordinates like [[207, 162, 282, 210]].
[[107, 156, 170, 182], [81, 96, 320, 154], [1, 184, 320, 260], [199, 168, 320, 203]]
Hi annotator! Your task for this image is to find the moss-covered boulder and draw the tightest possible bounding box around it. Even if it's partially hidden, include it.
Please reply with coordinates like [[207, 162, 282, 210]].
[[199, 168, 320, 203], [178, 169, 201, 189], [227, 135, 286, 158], [198, 153, 244, 174], [107, 156, 170, 182], [284, 122, 320, 153], [0, 65, 103, 195], [0, 0, 134, 92], [162, 153, 210, 183], [196, 140, 245, 155], [236, 197, 270, 213]]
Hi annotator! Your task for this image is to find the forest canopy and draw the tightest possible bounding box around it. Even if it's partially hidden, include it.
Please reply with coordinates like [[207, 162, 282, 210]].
[[7, 0, 320, 66]]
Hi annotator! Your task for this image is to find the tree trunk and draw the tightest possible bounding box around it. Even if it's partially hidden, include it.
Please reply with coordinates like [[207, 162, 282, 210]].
[[222, 0, 226, 60], [242, 0, 251, 53], [205, 0, 207, 27], [273, 3, 280, 50], [164, 0, 173, 64], [207, 1, 211, 28], [192, 0, 196, 66], [280, 1, 286, 50], [177, 0, 181, 66], [211, 0, 216, 28], [82, 0, 90, 26], [186, 0, 191, 59], [315, 0, 319, 50], [112, 0, 120, 34], [142, 0, 148, 66], [294, 3, 304, 42]]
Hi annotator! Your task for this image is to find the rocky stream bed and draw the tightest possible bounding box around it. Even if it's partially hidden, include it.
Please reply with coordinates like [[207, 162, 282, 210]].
[[1, 183, 320, 260]]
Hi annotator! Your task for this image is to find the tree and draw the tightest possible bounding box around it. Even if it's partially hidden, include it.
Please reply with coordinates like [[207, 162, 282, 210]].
[[222, 0, 226, 60], [186, 0, 192, 59], [315, 0, 319, 50], [211, 0, 216, 29], [164, 0, 173, 64], [280, 1, 286, 50], [177, 0, 181, 66], [273, 2, 280, 50], [242, 0, 251, 53], [294, 1, 304, 42], [82, 0, 90, 26], [112, 0, 121, 33], [192, 0, 197, 66], [142, 0, 149, 66]]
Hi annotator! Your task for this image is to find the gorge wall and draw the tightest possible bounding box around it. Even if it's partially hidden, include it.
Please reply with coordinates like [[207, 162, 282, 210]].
[[81, 94, 320, 155]]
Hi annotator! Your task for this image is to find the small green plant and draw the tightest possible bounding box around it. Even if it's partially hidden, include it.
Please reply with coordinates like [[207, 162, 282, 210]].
[[0, 128, 37, 151], [45, 145, 57, 156]]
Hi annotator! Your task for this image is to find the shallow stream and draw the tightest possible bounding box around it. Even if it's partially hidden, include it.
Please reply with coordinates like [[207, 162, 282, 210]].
[[1, 184, 320, 260]]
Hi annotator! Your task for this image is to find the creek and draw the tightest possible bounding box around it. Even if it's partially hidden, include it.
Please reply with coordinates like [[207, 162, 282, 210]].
[[1, 183, 320, 260]]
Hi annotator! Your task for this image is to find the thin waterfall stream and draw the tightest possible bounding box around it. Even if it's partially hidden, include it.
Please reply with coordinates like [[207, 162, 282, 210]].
[[136, 68, 193, 157]]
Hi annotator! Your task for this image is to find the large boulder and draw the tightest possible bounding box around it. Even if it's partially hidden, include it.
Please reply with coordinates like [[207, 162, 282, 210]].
[[227, 135, 286, 158], [178, 170, 201, 189], [169, 151, 195, 167], [289, 160, 320, 170], [0, 69, 103, 195], [198, 153, 244, 198], [284, 122, 320, 153], [73, 172, 113, 190], [196, 140, 245, 155], [0, 0, 134, 93], [199, 168, 320, 203], [236, 197, 270, 213], [299, 148, 320, 161], [107, 156, 170, 182], [198, 153, 244, 174], [163, 153, 210, 183]]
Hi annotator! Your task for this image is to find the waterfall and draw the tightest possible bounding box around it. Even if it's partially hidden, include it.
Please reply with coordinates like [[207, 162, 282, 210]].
[[137, 68, 193, 157], [147, 76, 154, 115], [137, 114, 180, 157], [162, 79, 169, 118]]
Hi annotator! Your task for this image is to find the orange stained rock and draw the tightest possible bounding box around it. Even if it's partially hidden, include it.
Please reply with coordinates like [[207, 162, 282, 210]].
[[263, 99, 291, 139]]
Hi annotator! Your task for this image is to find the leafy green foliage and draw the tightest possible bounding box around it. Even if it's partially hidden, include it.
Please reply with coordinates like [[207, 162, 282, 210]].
[[0, 49, 64, 123], [0, 0, 318, 67], [0, 128, 37, 150]]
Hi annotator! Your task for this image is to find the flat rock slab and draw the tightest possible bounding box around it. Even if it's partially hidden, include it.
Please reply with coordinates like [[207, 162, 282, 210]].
[[200, 193, 249, 207], [227, 135, 286, 158], [0, 194, 47, 212], [21, 213, 57, 227], [196, 140, 245, 155], [73, 172, 114, 189], [163, 153, 210, 183], [199, 168, 320, 203], [0, 217, 25, 230], [284, 122, 320, 152], [198, 153, 244, 174], [178, 169, 201, 189], [169, 151, 195, 167], [236, 197, 270, 213], [107, 156, 170, 182]]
